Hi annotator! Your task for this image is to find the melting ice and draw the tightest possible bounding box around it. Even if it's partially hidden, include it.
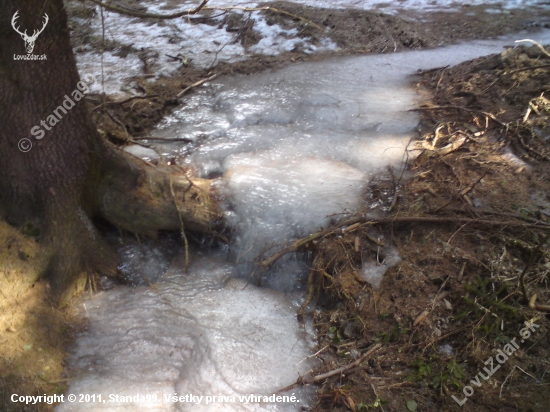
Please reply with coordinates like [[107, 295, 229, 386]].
[[150, 31, 550, 269], [59, 254, 315, 412], [63, 30, 550, 411]]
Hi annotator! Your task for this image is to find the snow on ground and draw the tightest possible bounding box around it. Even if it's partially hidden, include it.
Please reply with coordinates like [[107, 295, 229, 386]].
[[74, 0, 550, 94], [75, 0, 339, 94]]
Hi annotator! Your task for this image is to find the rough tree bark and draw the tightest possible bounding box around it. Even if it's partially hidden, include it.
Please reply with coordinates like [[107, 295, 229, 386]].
[[0, 0, 223, 305]]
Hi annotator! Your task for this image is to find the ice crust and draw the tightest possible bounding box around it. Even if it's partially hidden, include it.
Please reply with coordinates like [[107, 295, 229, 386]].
[[65, 6, 550, 409], [58, 255, 315, 412]]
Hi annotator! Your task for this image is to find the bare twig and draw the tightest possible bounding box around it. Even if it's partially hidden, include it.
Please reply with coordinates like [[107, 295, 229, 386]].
[[410, 106, 507, 128], [260, 214, 550, 268], [169, 174, 190, 271], [506, 64, 550, 75], [277, 343, 383, 393], [88, 0, 210, 19], [177, 74, 218, 98], [515, 39, 550, 59], [132, 136, 193, 142], [260, 216, 363, 267]]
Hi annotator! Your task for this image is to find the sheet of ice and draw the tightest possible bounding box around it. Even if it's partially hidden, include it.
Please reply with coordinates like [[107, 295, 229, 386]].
[[59, 254, 315, 412], [147, 30, 550, 271], [123, 145, 161, 162], [62, 31, 550, 412]]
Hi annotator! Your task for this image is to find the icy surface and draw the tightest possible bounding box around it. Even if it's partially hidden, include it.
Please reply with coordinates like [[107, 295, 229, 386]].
[[63, 30, 550, 412], [74, 0, 550, 94], [59, 255, 315, 412], [74, 0, 338, 93], [123, 145, 161, 162], [361, 247, 402, 288], [148, 30, 550, 269]]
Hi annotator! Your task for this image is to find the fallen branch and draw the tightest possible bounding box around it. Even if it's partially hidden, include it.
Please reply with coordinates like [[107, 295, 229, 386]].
[[177, 73, 218, 98], [277, 343, 383, 393], [410, 106, 507, 128], [89, 0, 210, 19], [88, 0, 324, 31], [260, 214, 550, 268], [260, 215, 363, 267]]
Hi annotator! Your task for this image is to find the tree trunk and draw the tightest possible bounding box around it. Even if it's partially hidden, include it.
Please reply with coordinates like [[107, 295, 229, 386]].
[[0, 0, 223, 305]]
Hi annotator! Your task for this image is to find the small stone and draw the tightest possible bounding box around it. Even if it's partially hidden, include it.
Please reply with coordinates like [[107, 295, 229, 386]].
[[6, 326, 16, 333], [343, 322, 355, 339], [22, 344, 33, 351]]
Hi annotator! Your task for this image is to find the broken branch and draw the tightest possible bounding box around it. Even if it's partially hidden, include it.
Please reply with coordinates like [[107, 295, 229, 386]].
[[277, 343, 383, 393]]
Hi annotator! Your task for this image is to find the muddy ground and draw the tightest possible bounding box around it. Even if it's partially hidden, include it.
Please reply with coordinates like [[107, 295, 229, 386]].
[[2, 1, 550, 411]]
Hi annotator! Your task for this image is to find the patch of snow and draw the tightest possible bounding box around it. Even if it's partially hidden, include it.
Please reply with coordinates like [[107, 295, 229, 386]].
[[208, 0, 550, 12], [58, 255, 316, 412], [360, 247, 402, 288], [74, 1, 337, 93]]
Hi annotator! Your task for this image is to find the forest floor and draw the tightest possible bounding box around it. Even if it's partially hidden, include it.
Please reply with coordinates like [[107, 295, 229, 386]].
[[2, 1, 550, 411], [302, 42, 550, 412]]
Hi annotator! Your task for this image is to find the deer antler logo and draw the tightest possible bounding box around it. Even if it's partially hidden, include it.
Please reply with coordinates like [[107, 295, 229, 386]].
[[11, 11, 49, 54]]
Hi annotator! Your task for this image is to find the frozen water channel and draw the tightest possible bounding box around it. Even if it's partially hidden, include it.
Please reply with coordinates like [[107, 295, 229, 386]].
[[74, 0, 550, 95], [61, 31, 550, 411]]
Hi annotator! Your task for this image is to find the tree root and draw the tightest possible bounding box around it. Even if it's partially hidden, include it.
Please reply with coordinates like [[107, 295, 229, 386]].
[[97, 140, 224, 237], [43, 201, 118, 307]]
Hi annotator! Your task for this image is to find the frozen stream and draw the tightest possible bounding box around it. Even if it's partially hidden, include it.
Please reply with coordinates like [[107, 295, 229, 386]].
[[61, 31, 550, 411]]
